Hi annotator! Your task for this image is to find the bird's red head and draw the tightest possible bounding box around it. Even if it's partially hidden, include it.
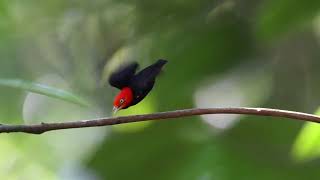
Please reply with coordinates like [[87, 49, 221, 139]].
[[113, 87, 133, 113]]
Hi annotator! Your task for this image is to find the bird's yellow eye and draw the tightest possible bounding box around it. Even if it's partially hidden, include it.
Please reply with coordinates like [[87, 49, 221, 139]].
[[119, 99, 124, 104]]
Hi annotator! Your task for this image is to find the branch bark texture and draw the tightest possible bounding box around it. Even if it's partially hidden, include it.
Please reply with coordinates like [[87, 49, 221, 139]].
[[1, 107, 320, 134]]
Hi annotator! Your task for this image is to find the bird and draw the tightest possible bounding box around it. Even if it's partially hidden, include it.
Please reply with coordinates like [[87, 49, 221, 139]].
[[109, 59, 168, 113]]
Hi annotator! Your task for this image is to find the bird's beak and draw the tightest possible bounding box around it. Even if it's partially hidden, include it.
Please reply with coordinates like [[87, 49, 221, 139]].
[[113, 106, 121, 114]]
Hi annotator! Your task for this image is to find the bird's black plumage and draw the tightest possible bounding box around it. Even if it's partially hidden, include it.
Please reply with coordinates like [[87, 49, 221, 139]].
[[109, 59, 167, 106]]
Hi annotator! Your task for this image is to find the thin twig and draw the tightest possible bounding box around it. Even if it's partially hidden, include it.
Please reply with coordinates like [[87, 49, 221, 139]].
[[0, 107, 319, 135]]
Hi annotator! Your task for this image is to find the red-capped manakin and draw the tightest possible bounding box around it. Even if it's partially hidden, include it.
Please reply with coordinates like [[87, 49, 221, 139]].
[[109, 59, 167, 113]]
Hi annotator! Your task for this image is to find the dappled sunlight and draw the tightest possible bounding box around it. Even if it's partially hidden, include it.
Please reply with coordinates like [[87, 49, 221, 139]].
[[194, 62, 272, 130], [112, 95, 156, 133], [292, 108, 320, 162], [0, 135, 57, 179], [22, 75, 106, 179]]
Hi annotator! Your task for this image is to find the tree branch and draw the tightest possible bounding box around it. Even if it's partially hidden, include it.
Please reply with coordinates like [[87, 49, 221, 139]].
[[0, 107, 319, 135]]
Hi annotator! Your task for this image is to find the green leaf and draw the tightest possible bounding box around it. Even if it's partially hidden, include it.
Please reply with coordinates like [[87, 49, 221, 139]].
[[291, 108, 320, 162], [0, 79, 89, 107], [256, 0, 320, 40]]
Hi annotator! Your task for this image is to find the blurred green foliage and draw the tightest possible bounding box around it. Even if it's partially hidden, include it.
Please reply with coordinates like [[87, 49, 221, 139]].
[[1, 0, 320, 179], [257, 0, 320, 40]]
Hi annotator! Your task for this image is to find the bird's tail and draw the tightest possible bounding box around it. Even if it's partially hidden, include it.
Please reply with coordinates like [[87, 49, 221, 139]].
[[154, 59, 168, 67], [154, 59, 168, 72], [136, 59, 168, 79], [142, 59, 168, 78]]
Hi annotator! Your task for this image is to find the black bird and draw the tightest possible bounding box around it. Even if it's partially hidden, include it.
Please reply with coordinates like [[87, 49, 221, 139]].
[[109, 59, 167, 113]]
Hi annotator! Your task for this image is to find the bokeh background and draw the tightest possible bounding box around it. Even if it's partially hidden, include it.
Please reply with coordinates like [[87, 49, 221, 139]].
[[1, 0, 320, 179]]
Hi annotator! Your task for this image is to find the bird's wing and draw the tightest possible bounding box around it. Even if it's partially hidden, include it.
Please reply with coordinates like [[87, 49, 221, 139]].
[[108, 62, 139, 89]]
